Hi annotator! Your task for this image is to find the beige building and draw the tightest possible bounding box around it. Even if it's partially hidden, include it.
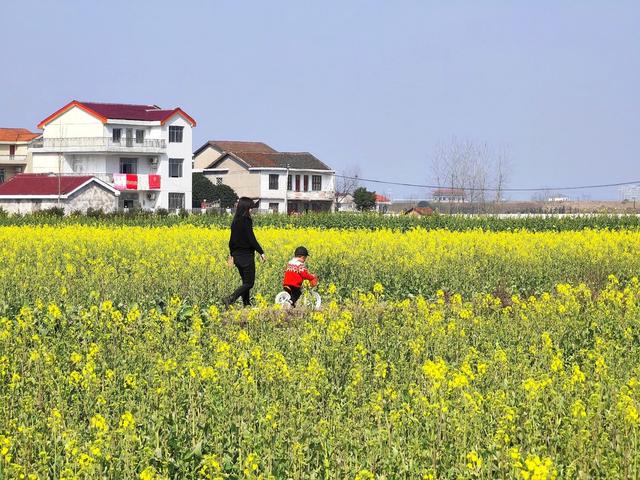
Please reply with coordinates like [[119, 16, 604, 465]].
[[0, 128, 41, 184], [193, 141, 335, 213]]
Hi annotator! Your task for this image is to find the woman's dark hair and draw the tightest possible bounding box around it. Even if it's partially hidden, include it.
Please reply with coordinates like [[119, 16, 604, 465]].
[[233, 197, 256, 223]]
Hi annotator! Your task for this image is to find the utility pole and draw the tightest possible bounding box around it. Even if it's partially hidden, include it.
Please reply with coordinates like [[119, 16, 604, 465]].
[[57, 152, 62, 206], [284, 163, 290, 215]]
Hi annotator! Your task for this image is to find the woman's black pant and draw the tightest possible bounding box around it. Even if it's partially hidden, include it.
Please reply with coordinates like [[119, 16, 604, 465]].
[[229, 254, 255, 306]]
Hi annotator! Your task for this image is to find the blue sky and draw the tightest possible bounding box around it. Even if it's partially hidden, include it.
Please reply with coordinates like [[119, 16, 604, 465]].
[[1, 1, 638, 199]]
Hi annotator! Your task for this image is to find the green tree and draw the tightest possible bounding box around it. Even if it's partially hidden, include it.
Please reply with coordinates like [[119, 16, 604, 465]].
[[212, 183, 239, 209], [192, 173, 239, 209], [192, 173, 218, 208], [353, 187, 376, 212]]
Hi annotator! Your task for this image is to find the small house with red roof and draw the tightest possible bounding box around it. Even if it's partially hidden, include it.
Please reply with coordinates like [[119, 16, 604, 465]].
[[0, 128, 41, 184], [29, 100, 195, 211], [0, 174, 119, 214], [193, 140, 335, 213], [374, 193, 392, 213]]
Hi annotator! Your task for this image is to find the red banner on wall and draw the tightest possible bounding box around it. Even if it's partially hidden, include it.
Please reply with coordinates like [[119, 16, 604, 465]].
[[126, 174, 138, 190], [148, 174, 161, 189]]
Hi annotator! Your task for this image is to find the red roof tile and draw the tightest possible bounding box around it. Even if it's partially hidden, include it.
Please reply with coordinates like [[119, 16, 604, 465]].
[[375, 194, 391, 203], [0, 128, 40, 143], [0, 174, 98, 196], [38, 101, 196, 128]]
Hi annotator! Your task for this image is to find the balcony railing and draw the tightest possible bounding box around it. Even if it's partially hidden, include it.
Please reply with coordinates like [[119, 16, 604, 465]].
[[286, 190, 335, 201], [0, 155, 27, 165], [30, 137, 166, 153]]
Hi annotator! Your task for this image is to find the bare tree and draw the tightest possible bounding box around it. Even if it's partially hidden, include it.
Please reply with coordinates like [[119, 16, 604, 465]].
[[335, 165, 361, 210], [493, 146, 512, 211], [431, 137, 512, 213]]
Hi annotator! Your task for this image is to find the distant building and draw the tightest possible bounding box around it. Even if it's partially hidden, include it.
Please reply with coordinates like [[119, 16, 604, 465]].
[[374, 193, 392, 213], [0, 128, 41, 184], [193, 140, 335, 213], [335, 193, 356, 212], [432, 188, 466, 203], [404, 207, 434, 217], [620, 185, 640, 201], [546, 195, 569, 202]]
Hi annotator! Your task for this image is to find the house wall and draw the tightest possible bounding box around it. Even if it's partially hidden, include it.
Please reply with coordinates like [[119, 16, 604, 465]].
[[43, 107, 104, 138], [0, 142, 31, 182], [0, 183, 118, 214], [29, 152, 63, 173], [65, 183, 119, 212], [104, 122, 164, 141], [194, 145, 223, 169], [160, 115, 192, 210], [0, 142, 30, 156], [204, 156, 260, 198], [258, 170, 336, 210]]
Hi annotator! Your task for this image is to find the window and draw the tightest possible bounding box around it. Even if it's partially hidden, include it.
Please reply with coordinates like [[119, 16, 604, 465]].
[[120, 193, 138, 210], [295, 175, 301, 192], [216, 177, 223, 185], [269, 174, 279, 190], [169, 158, 183, 178], [119, 158, 137, 174], [169, 126, 183, 143], [168, 193, 185, 210], [9, 145, 16, 156], [269, 202, 279, 213], [112, 128, 122, 143], [287, 174, 292, 191], [135, 129, 145, 143], [312, 175, 322, 191], [72, 159, 87, 173], [303, 175, 309, 192], [0, 168, 4, 184]]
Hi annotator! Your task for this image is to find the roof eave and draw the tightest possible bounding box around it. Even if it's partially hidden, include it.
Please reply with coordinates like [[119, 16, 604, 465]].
[[37, 100, 109, 129], [160, 108, 197, 127]]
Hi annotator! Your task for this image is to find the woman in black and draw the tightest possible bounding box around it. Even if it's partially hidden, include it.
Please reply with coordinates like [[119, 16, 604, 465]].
[[224, 197, 266, 307]]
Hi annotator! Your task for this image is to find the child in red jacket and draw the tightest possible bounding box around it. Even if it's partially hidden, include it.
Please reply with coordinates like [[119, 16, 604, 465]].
[[283, 246, 318, 307]]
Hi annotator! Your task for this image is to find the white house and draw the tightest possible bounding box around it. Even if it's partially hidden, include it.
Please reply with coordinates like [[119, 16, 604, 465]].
[[193, 141, 335, 213], [29, 100, 196, 210], [374, 193, 392, 213], [336, 193, 356, 212]]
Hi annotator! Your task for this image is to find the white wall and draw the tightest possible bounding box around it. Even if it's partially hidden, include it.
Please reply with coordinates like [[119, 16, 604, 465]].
[[160, 115, 192, 209], [44, 107, 104, 138], [103, 123, 164, 141], [258, 170, 336, 200], [30, 153, 65, 173]]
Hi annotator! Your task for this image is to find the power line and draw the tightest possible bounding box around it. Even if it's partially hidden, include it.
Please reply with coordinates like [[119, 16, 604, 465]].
[[335, 174, 640, 192]]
